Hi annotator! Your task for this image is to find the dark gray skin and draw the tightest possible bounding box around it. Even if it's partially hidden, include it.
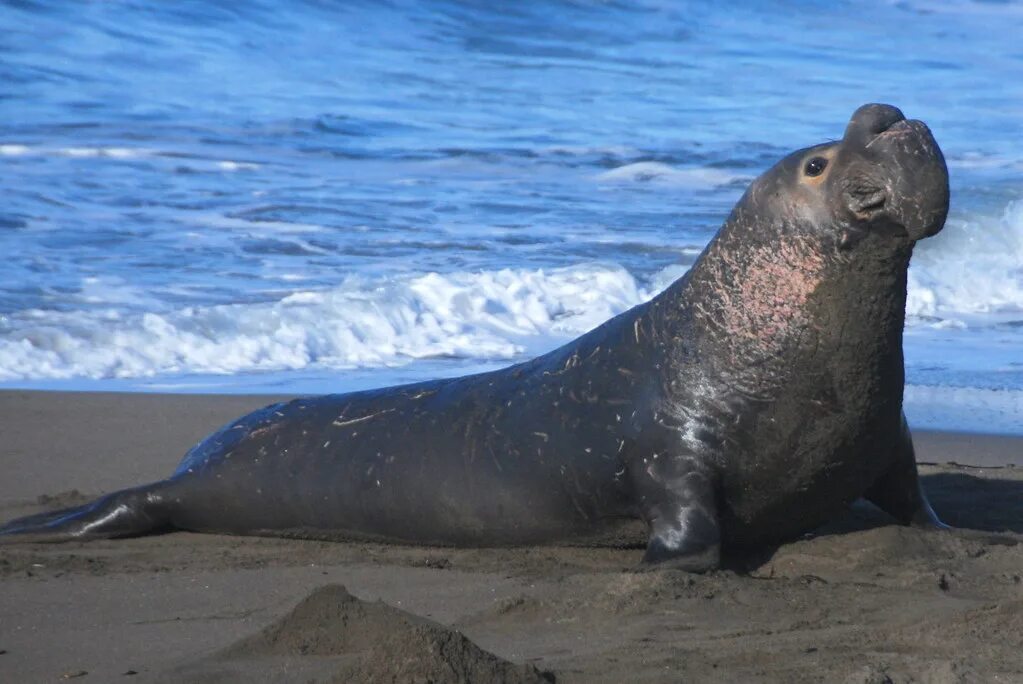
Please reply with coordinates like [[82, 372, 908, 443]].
[[0, 104, 950, 571]]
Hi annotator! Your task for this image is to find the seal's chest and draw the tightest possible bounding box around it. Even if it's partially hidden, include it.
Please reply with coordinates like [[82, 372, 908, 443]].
[[722, 392, 900, 543]]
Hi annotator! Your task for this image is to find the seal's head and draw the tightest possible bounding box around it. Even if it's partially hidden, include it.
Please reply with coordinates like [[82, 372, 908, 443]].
[[742, 103, 949, 249], [684, 104, 950, 402]]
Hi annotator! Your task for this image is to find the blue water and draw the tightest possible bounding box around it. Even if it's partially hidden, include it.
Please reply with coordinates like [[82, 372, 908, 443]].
[[1, 0, 1021, 434]]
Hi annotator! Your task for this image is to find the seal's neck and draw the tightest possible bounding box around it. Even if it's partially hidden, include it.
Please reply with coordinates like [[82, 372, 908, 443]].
[[652, 215, 913, 400]]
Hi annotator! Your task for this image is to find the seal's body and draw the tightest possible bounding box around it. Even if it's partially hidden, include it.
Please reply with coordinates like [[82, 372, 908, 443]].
[[0, 104, 950, 570]]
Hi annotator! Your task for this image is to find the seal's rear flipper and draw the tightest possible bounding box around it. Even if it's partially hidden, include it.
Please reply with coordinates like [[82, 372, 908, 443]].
[[0, 483, 176, 543]]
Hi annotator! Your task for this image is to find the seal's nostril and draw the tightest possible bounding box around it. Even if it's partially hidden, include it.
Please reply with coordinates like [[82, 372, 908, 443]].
[[844, 103, 906, 143], [867, 107, 905, 134]]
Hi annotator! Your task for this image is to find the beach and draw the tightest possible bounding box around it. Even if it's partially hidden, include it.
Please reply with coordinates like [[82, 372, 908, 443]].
[[1, 390, 1021, 682]]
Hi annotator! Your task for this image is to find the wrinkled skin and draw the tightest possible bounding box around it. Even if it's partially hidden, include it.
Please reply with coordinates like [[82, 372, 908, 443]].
[[0, 104, 950, 572]]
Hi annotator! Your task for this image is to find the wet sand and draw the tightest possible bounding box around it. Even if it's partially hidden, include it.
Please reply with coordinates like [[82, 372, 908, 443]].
[[0, 390, 1021, 682]]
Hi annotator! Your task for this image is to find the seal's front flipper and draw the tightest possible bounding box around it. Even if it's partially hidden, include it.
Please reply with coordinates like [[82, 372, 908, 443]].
[[0, 483, 176, 543], [639, 467, 721, 572], [864, 414, 948, 530]]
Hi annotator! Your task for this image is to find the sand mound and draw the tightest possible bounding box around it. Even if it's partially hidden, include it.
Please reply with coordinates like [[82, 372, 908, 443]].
[[177, 584, 552, 683]]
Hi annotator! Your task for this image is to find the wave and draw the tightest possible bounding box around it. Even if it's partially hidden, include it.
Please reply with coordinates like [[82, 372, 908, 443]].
[[2, 199, 1021, 383], [0, 264, 646, 381], [596, 162, 747, 187], [907, 200, 1023, 321], [1, 144, 152, 159], [0, 143, 261, 172]]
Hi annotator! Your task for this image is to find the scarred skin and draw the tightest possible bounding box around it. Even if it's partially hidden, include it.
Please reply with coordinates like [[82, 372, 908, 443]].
[[0, 104, 950, 571]]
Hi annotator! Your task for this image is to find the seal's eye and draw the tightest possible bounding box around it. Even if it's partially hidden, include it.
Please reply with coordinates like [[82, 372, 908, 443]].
[[804, 157, 828, 177]]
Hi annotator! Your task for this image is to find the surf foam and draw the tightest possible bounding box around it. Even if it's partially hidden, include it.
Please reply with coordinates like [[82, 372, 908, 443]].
[[908, 200, 1023, 321], [0, 264, 646, 380], [596, 162, 745, 187]]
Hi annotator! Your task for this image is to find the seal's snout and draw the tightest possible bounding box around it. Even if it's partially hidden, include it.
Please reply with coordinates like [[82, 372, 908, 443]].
[[841, 103, 949, 242], [844, 103, 906, 145]]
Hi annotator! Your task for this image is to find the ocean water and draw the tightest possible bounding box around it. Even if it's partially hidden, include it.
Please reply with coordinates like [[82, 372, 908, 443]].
[[0, 0, 1021, 434]]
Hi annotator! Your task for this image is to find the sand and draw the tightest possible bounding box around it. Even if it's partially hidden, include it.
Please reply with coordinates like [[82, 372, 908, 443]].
[[0, 389, 1021, 683]]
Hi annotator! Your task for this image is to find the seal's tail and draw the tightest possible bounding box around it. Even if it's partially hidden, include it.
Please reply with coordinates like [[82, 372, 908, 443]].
[[0, 482, 176, 543]]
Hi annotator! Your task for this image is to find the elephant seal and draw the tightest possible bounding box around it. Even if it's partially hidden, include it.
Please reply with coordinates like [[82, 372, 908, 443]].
[[0, 104, 950, 571]]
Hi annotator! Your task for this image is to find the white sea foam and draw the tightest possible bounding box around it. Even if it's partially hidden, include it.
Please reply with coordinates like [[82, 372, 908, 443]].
[[0, 144, 30, 156], [1, 143, 155, 160], [217, 160, 261, 171], [907, 200, 1023, 321], [543, 144, 640, 157], [59, 146, 152, 158], [647, 263, 692, 293], [596, 162, 744, 187], [0, 264, 647, 381], [200, 213, 328, 235], [0, 144, 259, 171]]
